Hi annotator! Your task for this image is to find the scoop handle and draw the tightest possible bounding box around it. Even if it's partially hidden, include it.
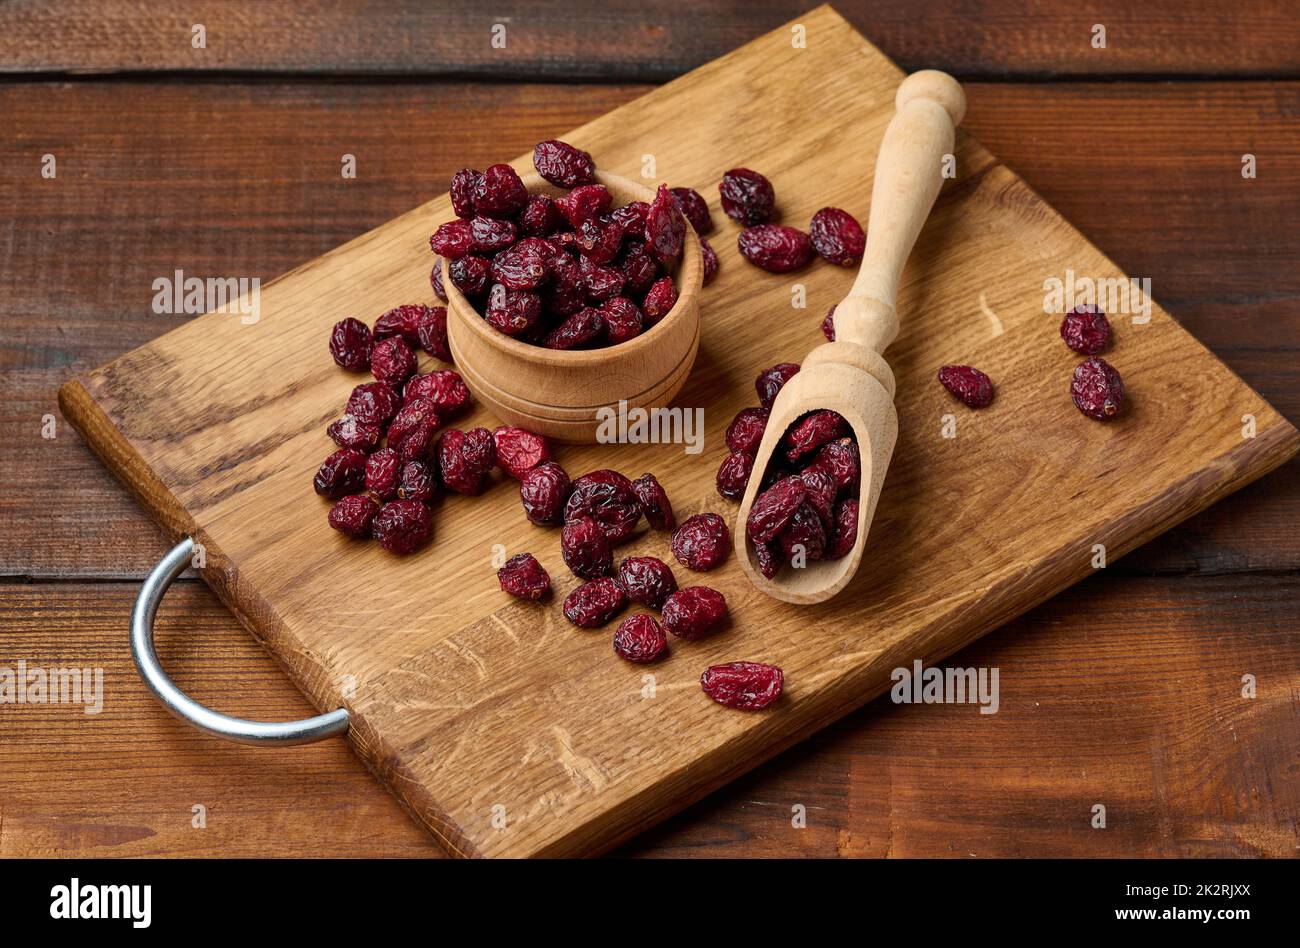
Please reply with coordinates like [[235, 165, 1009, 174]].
[[838, 70, 965, 352]]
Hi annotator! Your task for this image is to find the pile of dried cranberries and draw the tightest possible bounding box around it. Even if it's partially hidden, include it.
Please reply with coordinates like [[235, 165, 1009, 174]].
[[428, 140, 719, 349], [710, 363, 862, 579], [319, 153, 781, 708]]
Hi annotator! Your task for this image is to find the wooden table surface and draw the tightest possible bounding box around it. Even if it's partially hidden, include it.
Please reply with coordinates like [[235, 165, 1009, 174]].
[[1, 1, 1297, 858]]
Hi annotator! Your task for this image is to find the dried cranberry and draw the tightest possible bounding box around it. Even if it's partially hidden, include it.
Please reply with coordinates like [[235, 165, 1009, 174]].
[[519, 461, 571, 525], [599, 296, 644, 345], [329, 317, 372, 371], [631, 473, 675, 531], [938, 364, 994, 408], [472, 163, 528, 218], [518, 194, 560, 236], [700, 662, 783, 710], [346, 382, 400, 427], [555, 184, 612, 228], [372, 499, 432, 555], [365, 447, 401, 500], [417, 305, 452, 362], [746, 475, 806, 543], [754, 540, 783, 579], [613, 614, 668, 663], [563, 576, 625, 628], [783, 410, 849, 463], [719, 168, 775, 225], [827, 499, 859, 560], [404, 370, 469, 417], [450, 255, 492, 297], [398, 459, 436, 503], [327, 493, 379, 539], [533, 139, 595, 189], [437, 427, 496, 494], [392, 416, 439, 462], [579, 256, 626, 304], [779, 502, 827, 560], [576, 217, 624, 264], [369, 336, 417, 385], [373, 303, 427, 344], [486, 283, 542, 336], [799, 469, 837, 530], [491, 237, 551, 291], [387, 397, 440, 457], [716, 450, 754, 500], [610, 201, 649, 235], [619, 241, 658, 295], [1071, 357, 1125, 420], [821, 305, 836, 341], [544, 307, 605, 349], [809, 207, 865, 266], [314, 448, 367, 498], [738, 224, 813, 273], [431, 259, 448, 301], [498, 553, 551, 601], [561, 514, 614, 579], [564, 470, 641, 542], [645, 183, 686, 266], [450, 168, 481, 219], [492, 426, 551, 479], [662, 586, 728, 640], [805, 437, 860, 493], [642, 276, 677, 325], [618, 556, 678, 609], [545, 253, 586, 316], [672, 513, 730, 571], [700, 237, 719, 286], [470, 215, 518, 254], [726, 407, 769, 455], [755, 362, 800, 410], [429, 219, 476, 259], [398, 419, 438, 463], [327, 414, 382, 452], [1060, 305, 1111, 355], [670, 186, 713, 235]]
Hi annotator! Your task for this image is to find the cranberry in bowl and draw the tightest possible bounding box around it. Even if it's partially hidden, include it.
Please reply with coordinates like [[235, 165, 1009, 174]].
[[443, 170, 703, 443]]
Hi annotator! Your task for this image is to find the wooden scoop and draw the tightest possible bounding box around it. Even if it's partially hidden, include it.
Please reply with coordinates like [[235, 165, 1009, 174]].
[[735, 70, 966, 604]]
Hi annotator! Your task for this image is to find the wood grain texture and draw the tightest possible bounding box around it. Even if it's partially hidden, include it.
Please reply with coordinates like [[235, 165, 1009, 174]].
[[5, 80, 1298, 580], [2, 573, 1295, 857], [2, 0, 1299, 79], [53, 9, 1299, 857]]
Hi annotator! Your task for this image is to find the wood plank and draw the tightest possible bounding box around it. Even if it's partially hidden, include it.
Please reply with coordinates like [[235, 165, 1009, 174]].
[[2, 1, 1299, 79], [2, 574, 1294, 857], [53, 9, 1300, 856], [4, 80, 1299, 578], [0, 580, 433, 857]]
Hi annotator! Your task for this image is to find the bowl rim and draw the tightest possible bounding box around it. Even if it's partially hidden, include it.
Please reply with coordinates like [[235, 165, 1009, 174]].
[[442, 169, 704, 369]]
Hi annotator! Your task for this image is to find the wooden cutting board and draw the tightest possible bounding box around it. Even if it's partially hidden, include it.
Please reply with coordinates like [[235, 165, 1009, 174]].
[[59, 5, 1298, 857]]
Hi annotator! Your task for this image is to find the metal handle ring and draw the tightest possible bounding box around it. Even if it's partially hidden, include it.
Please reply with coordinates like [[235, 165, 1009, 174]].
[[131, 537, 349, 745]]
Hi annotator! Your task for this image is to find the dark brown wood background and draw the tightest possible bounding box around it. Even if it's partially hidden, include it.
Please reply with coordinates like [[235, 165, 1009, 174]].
[[1, 1, 1296, 857]]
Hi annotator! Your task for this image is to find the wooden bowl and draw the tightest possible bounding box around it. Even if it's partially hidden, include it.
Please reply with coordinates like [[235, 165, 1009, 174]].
[[444, 171, 703, 443]]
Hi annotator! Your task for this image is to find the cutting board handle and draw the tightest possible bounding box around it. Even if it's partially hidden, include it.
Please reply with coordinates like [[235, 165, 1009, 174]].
[[839, 70, 965, 353], [131, 538, 350, 745]]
